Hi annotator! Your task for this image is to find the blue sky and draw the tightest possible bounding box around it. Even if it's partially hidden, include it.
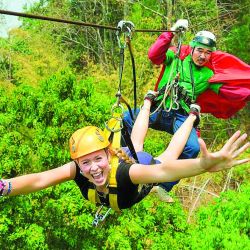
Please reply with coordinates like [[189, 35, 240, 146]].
[[0, 0, 38, 37]]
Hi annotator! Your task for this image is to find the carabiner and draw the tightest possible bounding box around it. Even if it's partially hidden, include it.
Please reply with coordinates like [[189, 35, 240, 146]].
[[172, 88, 180, 110], [105, 116, 123, 133], [111, 103, 124, 116], [116, 20, 135, 48], [175, 30, 185, 58], [92, 206, 112, 227]]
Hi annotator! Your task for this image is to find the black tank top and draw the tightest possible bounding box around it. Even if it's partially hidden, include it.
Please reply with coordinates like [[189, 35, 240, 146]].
[[74, 160, 155, 209]]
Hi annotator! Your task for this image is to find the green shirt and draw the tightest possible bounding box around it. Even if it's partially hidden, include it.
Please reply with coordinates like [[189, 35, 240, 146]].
[[157, 50, 222, 112]]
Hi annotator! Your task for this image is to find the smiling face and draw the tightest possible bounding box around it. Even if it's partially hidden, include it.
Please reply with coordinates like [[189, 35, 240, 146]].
[[191, 47, 212, 67], [77, 149, 111, 187]]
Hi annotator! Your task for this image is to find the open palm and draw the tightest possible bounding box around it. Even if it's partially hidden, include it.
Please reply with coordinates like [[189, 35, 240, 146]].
[[199, 131, 250, 172]]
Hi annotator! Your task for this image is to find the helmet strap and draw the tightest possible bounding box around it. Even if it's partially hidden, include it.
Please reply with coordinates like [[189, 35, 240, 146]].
[[191, 47, 195, 56]]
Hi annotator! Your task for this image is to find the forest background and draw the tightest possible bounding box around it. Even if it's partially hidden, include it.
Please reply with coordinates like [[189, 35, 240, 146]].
[[0, 0, 249, 249]]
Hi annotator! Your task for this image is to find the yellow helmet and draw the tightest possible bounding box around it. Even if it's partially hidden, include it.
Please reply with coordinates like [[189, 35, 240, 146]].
[[69, 126, 110, 159]]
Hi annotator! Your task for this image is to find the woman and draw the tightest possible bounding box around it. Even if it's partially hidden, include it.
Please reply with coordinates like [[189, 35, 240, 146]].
[[0, 95, 249, 212]]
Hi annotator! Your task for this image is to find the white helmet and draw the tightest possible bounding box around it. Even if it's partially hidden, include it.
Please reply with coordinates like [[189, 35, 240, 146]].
[[190, 30, 216, 51]]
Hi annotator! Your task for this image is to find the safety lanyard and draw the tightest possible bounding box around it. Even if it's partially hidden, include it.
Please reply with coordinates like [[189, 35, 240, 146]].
[[189, 61, 195, 103], [116, 20, 137, 120]]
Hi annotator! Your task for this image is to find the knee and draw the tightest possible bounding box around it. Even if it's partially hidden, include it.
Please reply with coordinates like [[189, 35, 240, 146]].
[[123, 110, 133, 126], [187, 140, 200, 158], [180, 139, 200, 159], [191, 142, 200, 157]]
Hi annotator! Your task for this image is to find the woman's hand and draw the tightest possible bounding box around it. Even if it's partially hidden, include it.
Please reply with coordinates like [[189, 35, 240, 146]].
[[199, 131, 250, 172]]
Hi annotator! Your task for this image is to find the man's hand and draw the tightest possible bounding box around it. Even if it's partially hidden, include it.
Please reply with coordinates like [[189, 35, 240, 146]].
[[171, 19, 188, 32], [189, 103, 201, 128], [144, 90, 158, 104]]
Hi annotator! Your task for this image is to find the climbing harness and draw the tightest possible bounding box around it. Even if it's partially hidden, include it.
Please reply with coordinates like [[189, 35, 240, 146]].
[[151, 29, 190, 115], [88, 107, 122, 227]]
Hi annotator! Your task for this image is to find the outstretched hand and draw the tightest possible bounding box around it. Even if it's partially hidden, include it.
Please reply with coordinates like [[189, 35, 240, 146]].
[[199, 131, 250, 172]]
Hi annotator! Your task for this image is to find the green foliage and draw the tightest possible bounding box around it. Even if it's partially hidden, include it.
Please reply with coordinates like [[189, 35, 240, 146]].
[[0, 28, 67, 86], [0, 185, 187, 249], [0, 68, 112, 175], [144, 129, 172, 156], [223, 17, 250, 63], [0, 0, 249, 249], [2, 179, 249, 249], [186, 184, 250, 249], [0, 182, 93, 249], [23, 0, 125, 69]]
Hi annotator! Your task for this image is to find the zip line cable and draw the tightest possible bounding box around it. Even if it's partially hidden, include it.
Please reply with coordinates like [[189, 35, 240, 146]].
[[0, 5, 248, 33], [0, 9, 118, 31], [0, 9, 172, 33]]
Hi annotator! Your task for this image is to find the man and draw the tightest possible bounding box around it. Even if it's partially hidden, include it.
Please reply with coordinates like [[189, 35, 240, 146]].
[[123, 19, 250, 197]]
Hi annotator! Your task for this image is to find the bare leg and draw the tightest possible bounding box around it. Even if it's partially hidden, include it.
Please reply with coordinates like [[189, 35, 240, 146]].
[[131, 99, 151, 152]]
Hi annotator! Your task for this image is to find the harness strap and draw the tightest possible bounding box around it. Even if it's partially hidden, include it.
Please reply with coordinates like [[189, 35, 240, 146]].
[[119, 94, 135, 122], [87, 117, 122, 212], [122, 121, 139, 163], [105, 116, 121, 212], [116, 21, 136, 119], [189, 61, 195, 103], [118, 47, 125, 94], [154, 64, 166, 92], [109, 155, 120, 211], [88, 183, 101, 205], [126, 37, 137, 113]]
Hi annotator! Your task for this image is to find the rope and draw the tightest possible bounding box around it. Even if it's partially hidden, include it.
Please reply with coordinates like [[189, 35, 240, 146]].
[[114, 21, 136, 121], [150, 56, 178, 115], [150, 31, 185, 115], [126, 37, 137, 113]]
